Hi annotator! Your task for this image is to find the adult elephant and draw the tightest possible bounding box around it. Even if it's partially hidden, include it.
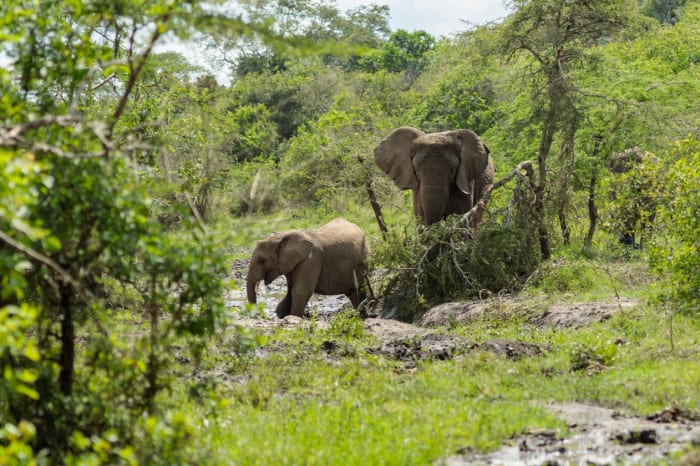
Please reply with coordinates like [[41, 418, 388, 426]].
[[246, 218, 371, 318], [374, 127, 494, 225]]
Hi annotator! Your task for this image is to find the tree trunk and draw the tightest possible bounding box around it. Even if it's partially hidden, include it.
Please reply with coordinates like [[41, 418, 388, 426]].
[[145, 278, 159, 408], [535, 117, 555, 260], [584, 168, 598, 249], [559, 212, 570, 245], [365, 179, 388, 239], [557, 120, 577, 246], [584, 135, 603, 250], [357, 153, 388, 239]]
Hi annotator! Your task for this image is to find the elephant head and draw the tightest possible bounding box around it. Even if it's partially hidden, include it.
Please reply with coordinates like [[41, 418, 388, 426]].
[[246, 231, 316, 305], [374, 126, 494, 225]]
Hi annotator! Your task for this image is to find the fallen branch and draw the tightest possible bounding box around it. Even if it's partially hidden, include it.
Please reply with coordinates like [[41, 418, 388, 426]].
[[461, 160, 535, 226]]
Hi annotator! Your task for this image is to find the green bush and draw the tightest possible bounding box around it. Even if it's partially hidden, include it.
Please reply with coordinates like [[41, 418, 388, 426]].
[[649, 137, 700, 312], [524, 260, 602, 295], [377, 218, 540, 320]]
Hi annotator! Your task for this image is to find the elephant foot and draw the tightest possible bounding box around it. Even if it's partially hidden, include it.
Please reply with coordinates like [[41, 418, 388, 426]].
[[275, 307, 291, 319]]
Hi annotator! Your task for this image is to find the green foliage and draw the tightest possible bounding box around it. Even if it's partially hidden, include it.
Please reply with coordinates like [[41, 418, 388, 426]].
[[569, 341, 618, 371], [599, 148, 660, 246], [0, 303, 41, 466], [357, 30, 436, 82], [0, 419, 37, 466], [328, 310, 365, 340], [279, 105, 378, 207], [640, 0, 685, 23], [0, 0, 243, 463], [525, 260, 605, 295], [648, 137, 700, 311], [0, 153, 229, 462], [413, 74, 499, 134], [230, 61, 342, 140], [223, 104, 279, 163], [230, 0, 390, 75], [410, 29, 502, 134]]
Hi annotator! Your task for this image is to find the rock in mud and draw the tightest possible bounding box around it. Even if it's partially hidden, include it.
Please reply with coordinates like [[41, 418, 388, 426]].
[[479, 339, 547, 359]]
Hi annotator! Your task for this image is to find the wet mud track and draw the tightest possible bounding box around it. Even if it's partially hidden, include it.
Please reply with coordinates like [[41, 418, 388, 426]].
[[443, 404, 700, 465]]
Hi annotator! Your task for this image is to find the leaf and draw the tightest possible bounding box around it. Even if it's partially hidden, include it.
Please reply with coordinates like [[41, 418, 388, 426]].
[[14, 384, 39, 400], [23, 344, 40, 362]]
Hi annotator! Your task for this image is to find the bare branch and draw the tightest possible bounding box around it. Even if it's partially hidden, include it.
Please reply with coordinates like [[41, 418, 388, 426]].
[[0, 114, 81, 144], [111, 15, 170, 129], [461, 160, 535, 226], [0, 229, 91, 304]]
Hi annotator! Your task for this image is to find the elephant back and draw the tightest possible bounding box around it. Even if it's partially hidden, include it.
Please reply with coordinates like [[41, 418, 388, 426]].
[[313, 218, 369, 294]]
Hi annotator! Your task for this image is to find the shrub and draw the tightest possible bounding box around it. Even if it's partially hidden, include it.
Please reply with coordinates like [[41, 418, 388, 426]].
[[374, 171, 541, 320], [648, 137, 700, 313]]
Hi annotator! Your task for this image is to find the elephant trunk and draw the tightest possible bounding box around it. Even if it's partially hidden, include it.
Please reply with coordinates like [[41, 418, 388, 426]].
[[246, 272, 259, 304], [420, 185, 449, 225]]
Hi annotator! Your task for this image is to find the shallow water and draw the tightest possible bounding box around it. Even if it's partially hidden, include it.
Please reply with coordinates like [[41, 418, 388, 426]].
[[225, 274, 354, 319]]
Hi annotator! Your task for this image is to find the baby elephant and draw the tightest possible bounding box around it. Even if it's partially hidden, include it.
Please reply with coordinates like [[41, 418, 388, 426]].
[[246, 218, 371, 318]]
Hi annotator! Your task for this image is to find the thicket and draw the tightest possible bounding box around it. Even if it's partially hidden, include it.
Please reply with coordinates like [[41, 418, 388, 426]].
[[1, 0, 699, 463]]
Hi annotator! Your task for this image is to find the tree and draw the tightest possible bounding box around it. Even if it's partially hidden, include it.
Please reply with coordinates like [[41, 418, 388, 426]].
[[649, 138, 700, 311], [410, 27, 502, 134], [640, 0, 685, 23], [0, 0, 274, 462], [227, 0, 391, 76], [358, 30, 436, 83], [499, 0, 632, 258]]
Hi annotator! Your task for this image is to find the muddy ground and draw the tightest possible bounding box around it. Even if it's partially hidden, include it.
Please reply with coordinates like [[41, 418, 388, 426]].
[[227, 261, 700, 465]]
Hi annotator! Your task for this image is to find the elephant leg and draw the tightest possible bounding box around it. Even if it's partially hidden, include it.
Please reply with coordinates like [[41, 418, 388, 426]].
[[288, 258, 321, 317], [289, 286, 313, 317], [275, 276, 294, 318], [346, 288, 359, 308], [275, 293, 292, 318]]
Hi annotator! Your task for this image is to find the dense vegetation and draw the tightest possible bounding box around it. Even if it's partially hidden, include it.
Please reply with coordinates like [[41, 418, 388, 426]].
[[1, 0, 699, 463]]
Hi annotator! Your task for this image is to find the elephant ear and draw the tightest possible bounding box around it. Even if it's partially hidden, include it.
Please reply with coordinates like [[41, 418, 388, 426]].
[[276, 232, 315, 275], [455, 129, 490, 195], [374, 127, 423, 190]]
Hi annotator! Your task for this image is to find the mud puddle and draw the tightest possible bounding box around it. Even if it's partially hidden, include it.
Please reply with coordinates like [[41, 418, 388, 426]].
[[442, 403, 700, 466]]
